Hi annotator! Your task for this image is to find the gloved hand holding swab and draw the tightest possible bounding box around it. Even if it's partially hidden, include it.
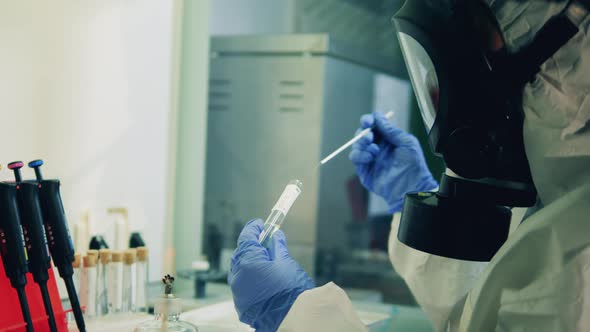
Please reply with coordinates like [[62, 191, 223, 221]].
[[320, 111, 395, 166]]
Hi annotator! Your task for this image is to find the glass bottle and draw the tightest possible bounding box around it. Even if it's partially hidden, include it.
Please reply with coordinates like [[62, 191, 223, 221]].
[[134, 275, 198, 332]]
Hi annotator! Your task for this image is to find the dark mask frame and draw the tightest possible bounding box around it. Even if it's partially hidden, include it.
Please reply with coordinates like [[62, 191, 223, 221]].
[[393, 0, 589, 261]]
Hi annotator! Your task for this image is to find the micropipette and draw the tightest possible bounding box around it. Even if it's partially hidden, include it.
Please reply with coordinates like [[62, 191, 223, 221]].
[[258, 180, 303, 246], [8, 161, 58, 332], [320, 111, 395, 165], [0, 182, 33, 332], [29, 160, 87, 332]]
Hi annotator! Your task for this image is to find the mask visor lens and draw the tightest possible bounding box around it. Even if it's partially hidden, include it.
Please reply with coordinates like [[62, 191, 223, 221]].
[[398, 32, 439, 131]]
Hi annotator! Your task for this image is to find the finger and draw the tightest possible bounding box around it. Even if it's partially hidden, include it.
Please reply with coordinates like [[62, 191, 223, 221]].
[[231, 241, 269, 270], [366, 143, 380, 156], [374, 112, 408, 146], [349, 148, 376, 164], [237, 219, 264, 247], [360, 113, 374, 129], [267, 230, 290, 260], [353, 129, 374, 148], [350, 138, 380, 162]]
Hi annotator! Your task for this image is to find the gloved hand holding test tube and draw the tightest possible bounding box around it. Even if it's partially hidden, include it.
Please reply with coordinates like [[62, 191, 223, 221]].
[[258, 180, 303, 246]]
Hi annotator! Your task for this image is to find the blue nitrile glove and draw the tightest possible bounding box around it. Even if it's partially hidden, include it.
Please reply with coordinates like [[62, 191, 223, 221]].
[[349, 112, 438, 213], [228, 219, 315, 332]]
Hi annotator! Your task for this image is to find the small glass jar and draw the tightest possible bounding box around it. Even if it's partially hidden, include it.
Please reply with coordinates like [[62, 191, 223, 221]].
[[134, 295, 198, 332]]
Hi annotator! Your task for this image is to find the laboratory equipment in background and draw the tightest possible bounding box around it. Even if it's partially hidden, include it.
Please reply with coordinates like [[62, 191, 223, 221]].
[[129, 232, 146, 248], [134, 275, 199, 332], [178, 258, 227, 300], [90, 236, 110, 250], [72, 253, 82, 298], [202, 224, 223, 271], [108, 251, 124, 313], [122, 249, 137, 313], [136, 247, 149, 312], [204, 34, 411, 278], [81, 254, 98, 318], [77, 209, 145, 255], [75, 210, 90, 252], [8, 161, 58, 332], [258, 180, 303, 246], [0, 181, 34, 331], [0, 159, 78, 331], [87, 249, 99, 261], [108, 208, 129, 251], [97, 249, 112, 316], [67, 247, 147, 327], [31, 159, 104, 331]]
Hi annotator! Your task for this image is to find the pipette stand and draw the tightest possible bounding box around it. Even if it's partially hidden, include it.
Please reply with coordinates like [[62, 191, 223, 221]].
[[0, 258, 68, 331]]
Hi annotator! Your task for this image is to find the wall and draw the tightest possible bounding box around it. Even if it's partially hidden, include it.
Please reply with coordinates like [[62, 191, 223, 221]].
[[0, 0, 177, 281], [0, 1, 41, 169], [172, 0, 211, 273]]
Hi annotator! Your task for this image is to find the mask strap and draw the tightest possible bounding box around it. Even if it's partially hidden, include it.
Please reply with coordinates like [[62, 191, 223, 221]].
[[564, 0, 590, 26], [505, 0, 588, 85]]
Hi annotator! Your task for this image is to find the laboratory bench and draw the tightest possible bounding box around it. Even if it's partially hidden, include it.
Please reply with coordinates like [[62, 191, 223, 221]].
[[80, 279, 433, 332]]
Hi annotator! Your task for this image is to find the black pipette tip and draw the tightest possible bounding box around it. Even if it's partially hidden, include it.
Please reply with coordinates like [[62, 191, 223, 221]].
[[16, 286, 34, 332], [39, 282, 58, 332], [28, 159, 44, 181], [7, 161, 24, 183], [64, 277, 86, 332]]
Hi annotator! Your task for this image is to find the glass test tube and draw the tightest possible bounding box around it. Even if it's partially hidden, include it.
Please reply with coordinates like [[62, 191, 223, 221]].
[[87, 249, 99, 260], [82, 255, 98, 317], [108, 251, 124, 313], [135, 247, 149, 312], [122, 249, 137, 313], [258, 180, 303, 246], [97, 249, 111, 316], [72, 253, 82, 297]]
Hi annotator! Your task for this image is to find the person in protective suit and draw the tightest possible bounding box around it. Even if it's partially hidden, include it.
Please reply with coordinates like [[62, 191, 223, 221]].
[[228, 0, 590, 331]]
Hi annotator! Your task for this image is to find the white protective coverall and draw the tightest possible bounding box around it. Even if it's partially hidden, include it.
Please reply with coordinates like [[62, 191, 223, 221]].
[[279, 1, 590, 331]]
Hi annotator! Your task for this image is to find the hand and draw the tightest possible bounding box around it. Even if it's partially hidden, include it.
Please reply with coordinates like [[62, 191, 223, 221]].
[[228, 219, 315, 332], [349, 112, 438, 213]]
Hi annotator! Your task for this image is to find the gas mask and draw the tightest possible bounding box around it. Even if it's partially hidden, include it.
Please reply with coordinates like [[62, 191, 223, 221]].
[[394, 0, 589, 261]]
